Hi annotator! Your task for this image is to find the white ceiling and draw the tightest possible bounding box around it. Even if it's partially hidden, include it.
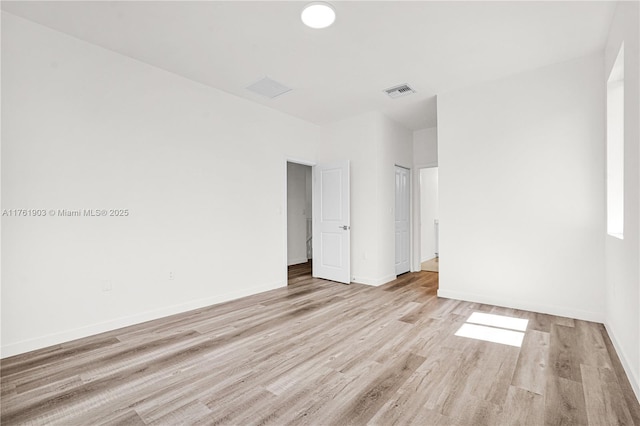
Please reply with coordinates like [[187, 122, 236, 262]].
[[1, 1, 616, 130]]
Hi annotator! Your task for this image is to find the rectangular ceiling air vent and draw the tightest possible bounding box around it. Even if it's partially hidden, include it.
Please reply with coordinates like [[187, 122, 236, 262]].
[[246, 77, 292, 99], [384, 84, 416, 99]]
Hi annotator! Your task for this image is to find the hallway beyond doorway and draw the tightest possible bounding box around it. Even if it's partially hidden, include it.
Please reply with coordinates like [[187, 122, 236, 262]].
[[421, 257, 439, 273]]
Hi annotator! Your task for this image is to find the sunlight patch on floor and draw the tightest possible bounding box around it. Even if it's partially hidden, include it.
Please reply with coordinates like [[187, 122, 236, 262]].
[[466, 312, 528, 332], [455, 312, 529, 347]]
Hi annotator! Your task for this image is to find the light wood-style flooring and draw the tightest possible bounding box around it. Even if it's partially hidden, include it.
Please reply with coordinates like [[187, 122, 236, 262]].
[[2, 263, 639, 425], [421, 257, 439, 273]]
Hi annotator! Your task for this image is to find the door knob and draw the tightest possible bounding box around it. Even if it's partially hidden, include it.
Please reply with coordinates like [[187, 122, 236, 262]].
[[339, 225, 350, 230]]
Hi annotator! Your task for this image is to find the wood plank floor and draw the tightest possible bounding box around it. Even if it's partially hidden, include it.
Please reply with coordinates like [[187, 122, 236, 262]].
[[421, 257, 439, 273], [2, 263, 639, 425]]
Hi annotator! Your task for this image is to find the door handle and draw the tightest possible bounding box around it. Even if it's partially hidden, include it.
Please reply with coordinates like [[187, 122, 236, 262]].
[[339, 225, 350, 230]]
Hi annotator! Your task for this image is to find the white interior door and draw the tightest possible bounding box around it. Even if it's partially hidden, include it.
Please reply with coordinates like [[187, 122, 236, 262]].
[[395, 166, 410, 275], [312, 161, 350, 284]]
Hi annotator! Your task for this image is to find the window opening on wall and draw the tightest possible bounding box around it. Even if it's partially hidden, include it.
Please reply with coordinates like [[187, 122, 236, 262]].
[[607, 43, 624, 239]]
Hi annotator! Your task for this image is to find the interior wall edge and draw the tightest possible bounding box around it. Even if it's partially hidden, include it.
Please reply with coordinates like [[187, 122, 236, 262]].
[[414, 161, 438, 169], [605, 321, 640, 403], [436, 289, 605, 324]]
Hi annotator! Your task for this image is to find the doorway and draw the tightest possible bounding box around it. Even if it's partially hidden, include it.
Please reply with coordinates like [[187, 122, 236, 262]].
[[287, 162, 313, 283], [286, 160, 351, 286], [395, 165, 411, 275], [420, 167, 439, 272]]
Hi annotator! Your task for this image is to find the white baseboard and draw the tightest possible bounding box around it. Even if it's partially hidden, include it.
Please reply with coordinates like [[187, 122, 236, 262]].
[[287, 258, 309, 266], [604, 322, 640, 403], [436, 289, 604, 323], [1, 280, 284, 358], [352, 274, 396, 286]]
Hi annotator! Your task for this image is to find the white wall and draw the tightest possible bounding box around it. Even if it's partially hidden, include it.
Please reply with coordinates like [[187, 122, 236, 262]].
[[319, 113, 380, 284], [604, 0, 640, 400], [318, 112, 412, 285], [413, 127, 438, 166], [380, 115, 414, 279], [438, 53, 606, 322], [1, 14, 320, 357], [287, 162, 311, 266], [420, 168, 439, 262], [412, 127, 438, 271]]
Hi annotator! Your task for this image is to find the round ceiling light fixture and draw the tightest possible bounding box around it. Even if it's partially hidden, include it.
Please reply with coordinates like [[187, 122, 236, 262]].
[[301, 2, 336, 29]]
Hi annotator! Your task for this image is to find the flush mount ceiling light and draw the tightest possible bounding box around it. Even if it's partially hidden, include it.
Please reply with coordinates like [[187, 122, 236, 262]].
[[301, 2, 336, 29]]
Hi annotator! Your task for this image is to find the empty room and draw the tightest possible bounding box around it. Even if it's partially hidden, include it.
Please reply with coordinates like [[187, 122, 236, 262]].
[[1, 1, 639, 425]]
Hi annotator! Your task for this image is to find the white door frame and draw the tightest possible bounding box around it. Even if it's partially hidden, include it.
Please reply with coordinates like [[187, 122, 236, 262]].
[[395, 165, 411, 275], [412, 162, 438, 272], [283, 158, 316, 285]]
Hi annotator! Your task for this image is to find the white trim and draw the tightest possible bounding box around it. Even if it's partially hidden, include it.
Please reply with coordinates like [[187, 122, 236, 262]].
[[352, 274, 396, 286], [285, 157, 316, 167], [412, 163, 438, 271], [604, 322, 640, 403], [437, 289, 604, 323], [1, 280, 284, 358], [395, 164, 412, 276]]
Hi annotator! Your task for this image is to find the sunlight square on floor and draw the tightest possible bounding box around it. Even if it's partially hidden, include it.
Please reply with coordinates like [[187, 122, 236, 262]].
[[455, 312, 529, 347], [465, 312, 529, 331]]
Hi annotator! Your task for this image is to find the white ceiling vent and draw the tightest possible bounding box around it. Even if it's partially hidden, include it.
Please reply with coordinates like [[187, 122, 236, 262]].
[[246, 77, 292, 99], [384, 84, 416, 99]]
